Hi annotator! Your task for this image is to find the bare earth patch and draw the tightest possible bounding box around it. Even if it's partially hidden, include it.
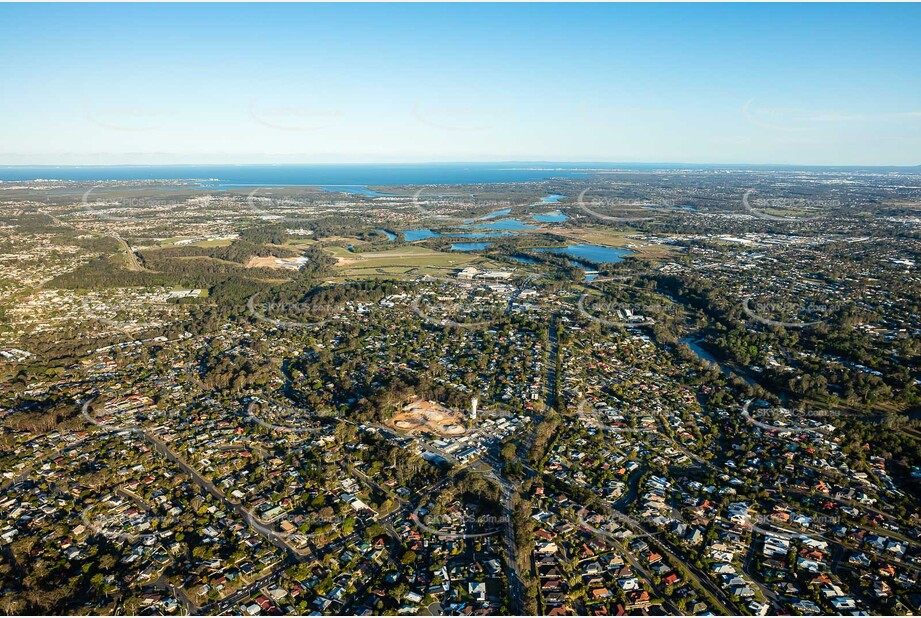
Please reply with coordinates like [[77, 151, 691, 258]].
[[387, 398, 468, 436], [245, 256, 282, 269]]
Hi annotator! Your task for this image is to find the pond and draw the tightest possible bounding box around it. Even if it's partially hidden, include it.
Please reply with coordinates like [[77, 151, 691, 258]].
[[377, 229, 397, 241], [448, 232, 512, 239], [509, 255, 541, 264], [535, 244, 631, 264], [467, 218, 537, 232], [531, 210, 568, 223], [451, 242, 492, 251], [403, 229, 512, 241], [477, 208, 511, 220], [403, 229, 440, 241]]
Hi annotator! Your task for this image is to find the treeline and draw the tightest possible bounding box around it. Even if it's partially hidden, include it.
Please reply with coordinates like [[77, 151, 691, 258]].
[[654, 273, 919, 409], [352, 429, 441, 489], [0, 396, 78, 435], [306, 370, 471, 425], [48, 255, 168, 288], [256, 275, 395, 325], [239, 224, 289, 245], [199, 353, 277, 392], [439, 467, 502, 511], [48, 250, 279, 291], [149, 239, 299, 264], [29, 246, 338, 367], [302, 215, 377, 239], [296, 279, 402, 308], [47, 242, 336, 299], [528, 410, 561, 469], [839, 417, 921, 478]]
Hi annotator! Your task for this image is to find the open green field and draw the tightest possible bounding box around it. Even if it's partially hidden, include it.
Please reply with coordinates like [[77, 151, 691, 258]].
[[326, 245, 459, 263], [558, 227, 679, 259], [281, 237, 317, 247], [156, 237, 235, 248], [325, 244, 509, 277], [192, 238, 236, 248]]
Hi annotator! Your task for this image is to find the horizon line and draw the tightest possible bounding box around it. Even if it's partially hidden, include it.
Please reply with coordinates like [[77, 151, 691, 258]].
[[0, 160, 918, 170]]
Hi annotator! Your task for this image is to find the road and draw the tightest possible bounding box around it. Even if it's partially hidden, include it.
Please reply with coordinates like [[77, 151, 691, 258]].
[[544, 313, 560, 412], [111, 233, 149, 272], [742, 532, 783, 610], [568, 504, 681, 614], [39, 210, 149, 274], [81, 397, 310, 563], [367, 419, 531, 611], [504, 274, 539, 316], [199, 567, 287, 615], [554, 470, 738, 616], [478, 464, 525, 615], [143, 431, 311, 561]]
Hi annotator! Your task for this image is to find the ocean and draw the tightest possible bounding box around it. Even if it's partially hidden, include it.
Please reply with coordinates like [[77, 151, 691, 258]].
[[0, 163, 594, 186], [1, 162, 913, 186]]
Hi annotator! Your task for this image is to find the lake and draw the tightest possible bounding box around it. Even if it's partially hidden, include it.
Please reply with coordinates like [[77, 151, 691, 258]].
[[467, 218, 537, 231], [403, 229, 439, 241], [402, 228, 511, 241], [536, 244, 631, 264], [531, 210, 568, 223], [451, 242, 492, 251], [449, 232, 511, 239], [477, 208, 511, 220], [377, 229, 397, 241], [509, 255, 541, 264]]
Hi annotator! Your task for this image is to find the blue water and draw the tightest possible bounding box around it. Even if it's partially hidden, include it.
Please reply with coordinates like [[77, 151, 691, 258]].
[[404, 229, 439, 241], [319, 185, 392, 196], [467, 218, 537, 231], [510, 255, 541, 264], [449, 232, 511, 239], [478, 208, 511, 220], [0, 163, 592, 185], [377, 229, 397, 241], [535, 244, 632, 264], [451, 242, 492, 251], [678, 337, 759, 386], [539, 194, 566, 204], [3, 163, 906, 184], [402, 228, 512, 241], [531, 210, 569, 223]]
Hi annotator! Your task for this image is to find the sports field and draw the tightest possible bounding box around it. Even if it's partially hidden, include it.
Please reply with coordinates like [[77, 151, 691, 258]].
[[325, 245, 499, 277]]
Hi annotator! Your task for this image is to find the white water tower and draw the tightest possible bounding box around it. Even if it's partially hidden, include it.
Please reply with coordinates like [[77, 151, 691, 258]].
[[470, 396, 479, 420]]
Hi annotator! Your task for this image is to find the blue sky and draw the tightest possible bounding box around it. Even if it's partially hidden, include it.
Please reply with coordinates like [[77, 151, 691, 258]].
[[1, 3, 918, 166]]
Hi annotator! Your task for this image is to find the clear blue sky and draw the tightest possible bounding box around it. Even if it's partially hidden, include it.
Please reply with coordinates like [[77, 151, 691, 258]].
[[1, 3, 918, 166]]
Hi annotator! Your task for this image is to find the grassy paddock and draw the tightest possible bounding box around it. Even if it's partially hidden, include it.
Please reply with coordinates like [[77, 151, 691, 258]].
[[558, 228, 678, 259]]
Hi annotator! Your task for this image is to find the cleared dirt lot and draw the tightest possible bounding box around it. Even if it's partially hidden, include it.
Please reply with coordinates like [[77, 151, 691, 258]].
[[387, 398, 467, 436]]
